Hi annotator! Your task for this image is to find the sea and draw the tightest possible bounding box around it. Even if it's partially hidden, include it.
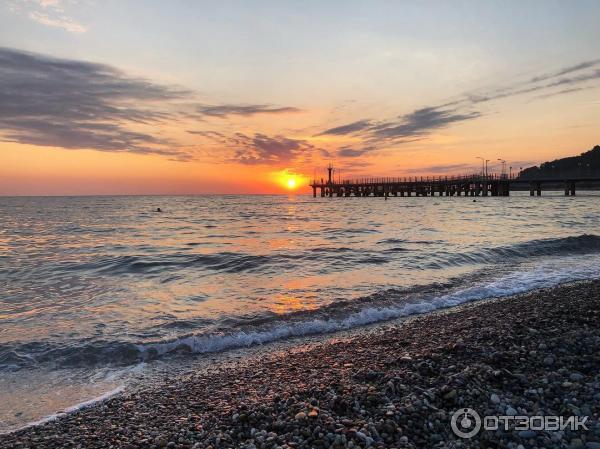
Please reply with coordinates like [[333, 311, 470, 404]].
[[1, 193, 600, 432]]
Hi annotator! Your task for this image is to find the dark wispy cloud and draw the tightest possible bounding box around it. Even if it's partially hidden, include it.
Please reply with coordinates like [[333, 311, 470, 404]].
[[1, 119, 184, 157], [318, 148, 333, 158], [343, 160, 373, 168], [320, 106, 479, 142], [337, 146, 376, 158], [534, 85, 598, 100], [319, 120, 373, 136], [196, 104, 301, 117], [465, 59, 600, 104], [370, 107, 480, 140], [194, 130, 316, 165], [232, 133, 315, 165], [0, 47, 192, 158], [529, 59, 600, 84]]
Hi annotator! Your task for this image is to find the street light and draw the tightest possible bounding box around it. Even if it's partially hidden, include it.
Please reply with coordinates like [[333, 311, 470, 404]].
[[476, 157, 485, 177], [497, 159, 507, 178]]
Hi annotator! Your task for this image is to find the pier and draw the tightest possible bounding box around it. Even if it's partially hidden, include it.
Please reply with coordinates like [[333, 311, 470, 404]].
[[310, 165, 600, 198]]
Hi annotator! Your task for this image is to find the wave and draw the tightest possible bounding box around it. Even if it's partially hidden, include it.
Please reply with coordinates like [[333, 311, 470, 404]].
[[132, 255, 600, 359], [9, 234, 597, 282], [54, 247, 396, 277], [427, 234, 600, 268], [3, 248, 600, 372]]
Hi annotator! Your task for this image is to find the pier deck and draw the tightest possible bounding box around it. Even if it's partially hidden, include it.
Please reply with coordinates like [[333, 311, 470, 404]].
[[310, 173, 600, 198]]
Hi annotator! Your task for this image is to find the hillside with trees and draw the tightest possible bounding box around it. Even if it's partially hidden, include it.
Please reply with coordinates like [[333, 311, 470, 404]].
[[519, 145, 600, 179]]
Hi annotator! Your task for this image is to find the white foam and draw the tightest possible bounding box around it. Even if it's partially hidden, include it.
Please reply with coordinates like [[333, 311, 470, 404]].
[[136, 254, 600, 359], [63, 385, 125, 413]]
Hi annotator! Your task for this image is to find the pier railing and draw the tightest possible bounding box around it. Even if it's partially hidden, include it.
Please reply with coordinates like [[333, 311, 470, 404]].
[[312, 173, 515, 186]]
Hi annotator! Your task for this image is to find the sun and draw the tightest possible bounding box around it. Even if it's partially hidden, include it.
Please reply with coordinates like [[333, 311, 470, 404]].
[[270, 169, 308, 192]]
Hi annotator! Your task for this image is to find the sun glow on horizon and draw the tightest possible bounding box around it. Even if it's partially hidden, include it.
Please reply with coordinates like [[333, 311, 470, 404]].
[[270, 169, 309, 192]]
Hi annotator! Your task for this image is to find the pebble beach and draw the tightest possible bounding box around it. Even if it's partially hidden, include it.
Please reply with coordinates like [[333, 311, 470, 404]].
[[2, 280, 599, 449]]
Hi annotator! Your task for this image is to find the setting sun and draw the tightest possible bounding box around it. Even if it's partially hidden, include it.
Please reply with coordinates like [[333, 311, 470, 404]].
[[269, 169, 309, 192]]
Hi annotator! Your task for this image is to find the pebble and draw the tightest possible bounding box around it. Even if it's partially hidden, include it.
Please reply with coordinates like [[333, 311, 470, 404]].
[[2, 281, 599, 449], [443, 389, 457, 400], [518, 430, 537, 439], [570, 372, 584, 381], [294, 412, 306, 420]]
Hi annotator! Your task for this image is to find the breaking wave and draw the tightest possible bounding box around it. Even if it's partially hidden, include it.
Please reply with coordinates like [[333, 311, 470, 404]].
[[3, 240, 600, 372]]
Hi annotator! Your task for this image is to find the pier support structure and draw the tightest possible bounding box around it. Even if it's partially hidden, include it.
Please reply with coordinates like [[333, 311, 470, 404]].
[[309, 172, 599, 200]]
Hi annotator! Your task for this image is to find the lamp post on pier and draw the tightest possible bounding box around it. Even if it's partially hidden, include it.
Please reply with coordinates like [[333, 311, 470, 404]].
[[476, 157, 485, 178], [497, 159, 507, 179]]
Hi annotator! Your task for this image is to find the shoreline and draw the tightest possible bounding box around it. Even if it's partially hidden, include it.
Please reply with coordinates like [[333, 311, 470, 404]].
[[2, 280, 599, 448]]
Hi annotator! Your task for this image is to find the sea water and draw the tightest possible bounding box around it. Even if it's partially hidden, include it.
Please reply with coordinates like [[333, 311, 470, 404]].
[[1, 193, 600, 431]]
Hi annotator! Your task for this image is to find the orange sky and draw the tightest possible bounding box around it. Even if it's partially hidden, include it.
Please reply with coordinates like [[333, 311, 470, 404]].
[[0, 2, 599, 195], [1, 91, 597, 196]]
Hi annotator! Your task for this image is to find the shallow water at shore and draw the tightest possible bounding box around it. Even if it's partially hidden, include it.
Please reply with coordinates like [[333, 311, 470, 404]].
[[1, 192, 600, 431]]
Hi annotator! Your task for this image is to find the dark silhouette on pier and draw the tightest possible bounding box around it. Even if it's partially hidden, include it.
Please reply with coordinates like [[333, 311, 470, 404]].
[[311, 146, 600, 198]]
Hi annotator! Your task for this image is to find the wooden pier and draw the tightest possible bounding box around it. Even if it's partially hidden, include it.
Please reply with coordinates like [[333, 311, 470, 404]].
[[310, 165, 600, 198]]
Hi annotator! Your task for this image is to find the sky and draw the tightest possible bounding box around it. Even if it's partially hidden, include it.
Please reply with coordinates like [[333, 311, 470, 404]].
[[0, 0, 599, 195]]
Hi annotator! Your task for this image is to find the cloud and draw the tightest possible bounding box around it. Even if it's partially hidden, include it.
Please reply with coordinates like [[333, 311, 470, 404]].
[[465, 59, 600, 104], [231, 133, 315, 165], [196, 104, 301, 117], [319, 120, 372, 136], [10, 0, 87, 34], [192, 129, 317, 165], [529, 59, 600, 84], [535, 85, 598, 100], [0, 47, 313, 165], [337, 146, 375, 158], [28, 10, 86, 33], [342, 160, 373, 168], [320, 106, 479, 143], [370, 107, 480, 140], [0, 47, 192, 158], [186, 130, 227, 140], [319, 148, 333, 158]]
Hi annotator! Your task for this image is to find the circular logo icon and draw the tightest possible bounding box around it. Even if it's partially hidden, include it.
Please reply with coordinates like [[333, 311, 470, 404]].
[[451, 408, 481, 438]]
